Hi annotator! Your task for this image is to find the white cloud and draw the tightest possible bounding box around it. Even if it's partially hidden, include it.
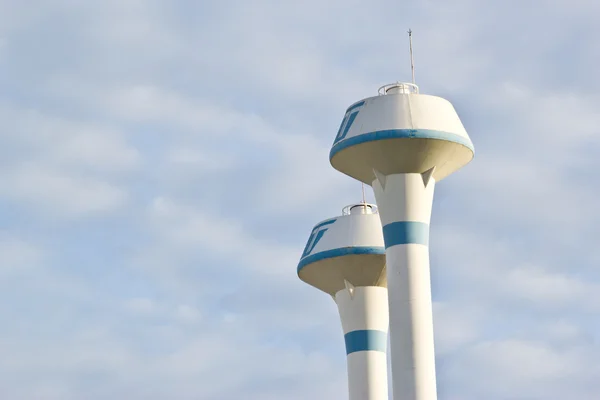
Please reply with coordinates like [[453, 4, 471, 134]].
[[504, 266, 598, 308], [124, 297, 156, 315], [0, 103, 139, 217], [0, 104, 141, 174], [165, 147, 234, 169], [433, 302, 481, 355], [0, 36, 6, 59], [0, 292, 347, 400], [0, 164, 128, 216], [0, 235, 41, 276], [444, 339, 599, 400], [146, 196, 302, 269], [174, 304, 201, 324], [147, 196, 248, 255], [53, 128, 141, 173], [533, 320, 588, 345], [432, 226, 600, 311]]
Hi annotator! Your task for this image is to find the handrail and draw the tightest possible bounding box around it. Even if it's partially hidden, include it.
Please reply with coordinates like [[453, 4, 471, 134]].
[[342, 203, 378, 215], [378, 82, 419, 95]]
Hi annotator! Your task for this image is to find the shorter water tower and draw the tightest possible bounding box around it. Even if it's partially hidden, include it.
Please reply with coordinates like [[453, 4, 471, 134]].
[[297, 203, 389, 400]]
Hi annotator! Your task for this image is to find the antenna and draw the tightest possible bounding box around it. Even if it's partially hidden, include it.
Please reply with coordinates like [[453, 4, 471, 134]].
[[361, 182, 366, 204], [408, 29, 415, 85]]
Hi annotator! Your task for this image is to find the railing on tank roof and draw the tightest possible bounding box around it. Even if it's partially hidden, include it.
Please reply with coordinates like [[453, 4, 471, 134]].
[[342, 203, 378, 215], [378, 82, 419, 95]]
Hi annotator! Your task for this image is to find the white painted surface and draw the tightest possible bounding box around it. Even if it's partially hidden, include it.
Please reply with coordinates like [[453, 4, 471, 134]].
[[347, 352, 389, 400], [336, 286, 389, 400], [373, 173, 437, 400], [336, 286, 389, 334], [343, 94, 470, 142], [372, 173, 435, 226], [302, 212, 385, 258]]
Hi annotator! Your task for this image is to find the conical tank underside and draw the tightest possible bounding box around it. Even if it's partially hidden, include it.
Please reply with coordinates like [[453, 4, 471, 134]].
[[299, 254, 387, 296]]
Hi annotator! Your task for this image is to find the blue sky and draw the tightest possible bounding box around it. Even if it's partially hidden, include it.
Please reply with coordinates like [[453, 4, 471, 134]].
[[1, 0, 599, 399]]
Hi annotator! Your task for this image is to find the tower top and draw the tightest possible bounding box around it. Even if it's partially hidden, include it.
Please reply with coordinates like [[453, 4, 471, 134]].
[[342, 202, 377, 215], [378, 82, 419, 95]]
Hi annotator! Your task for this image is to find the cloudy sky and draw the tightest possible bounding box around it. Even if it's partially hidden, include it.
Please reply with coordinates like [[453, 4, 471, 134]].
[[1, 0, 599, 399]]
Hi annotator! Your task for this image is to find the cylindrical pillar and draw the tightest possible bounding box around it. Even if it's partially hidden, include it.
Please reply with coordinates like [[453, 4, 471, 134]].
[[372, 173, 437, 400], [335, 286, 389, 400]]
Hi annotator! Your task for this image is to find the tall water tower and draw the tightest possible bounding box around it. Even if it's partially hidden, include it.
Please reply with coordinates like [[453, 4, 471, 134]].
[[329, 82, 474, 400], [297, 203, 389, 400]]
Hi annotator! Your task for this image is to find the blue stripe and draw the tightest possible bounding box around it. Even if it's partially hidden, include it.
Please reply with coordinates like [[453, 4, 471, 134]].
[[382, 221, 429, 248], [301, 219, 338, 258], [345, 100, 365, 114], [297, 246, 385, 273], [337, 111, 359, 141], [330, 129, 475, 158], [344, 330, 387, 354], [311, 218, 337, 231]]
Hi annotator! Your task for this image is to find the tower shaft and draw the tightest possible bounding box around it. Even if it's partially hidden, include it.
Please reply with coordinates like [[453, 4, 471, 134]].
[[336, 286, 389, 400], [372, 173, 436, 400]]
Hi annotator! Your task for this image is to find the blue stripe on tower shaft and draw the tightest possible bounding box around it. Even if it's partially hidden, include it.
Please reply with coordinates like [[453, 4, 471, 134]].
[[382, 221, 429, 249], [329, 128, 474, 160], [297, 246, 385, 273], [344, 330, 387, 354]]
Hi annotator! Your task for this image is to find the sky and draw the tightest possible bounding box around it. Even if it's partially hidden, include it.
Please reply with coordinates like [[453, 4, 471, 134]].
[[0, 0, 599, 399]]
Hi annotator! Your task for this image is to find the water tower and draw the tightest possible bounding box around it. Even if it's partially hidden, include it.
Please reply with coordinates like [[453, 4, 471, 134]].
[[297, 203, 389, 400], [329, 82, 474, 400]]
